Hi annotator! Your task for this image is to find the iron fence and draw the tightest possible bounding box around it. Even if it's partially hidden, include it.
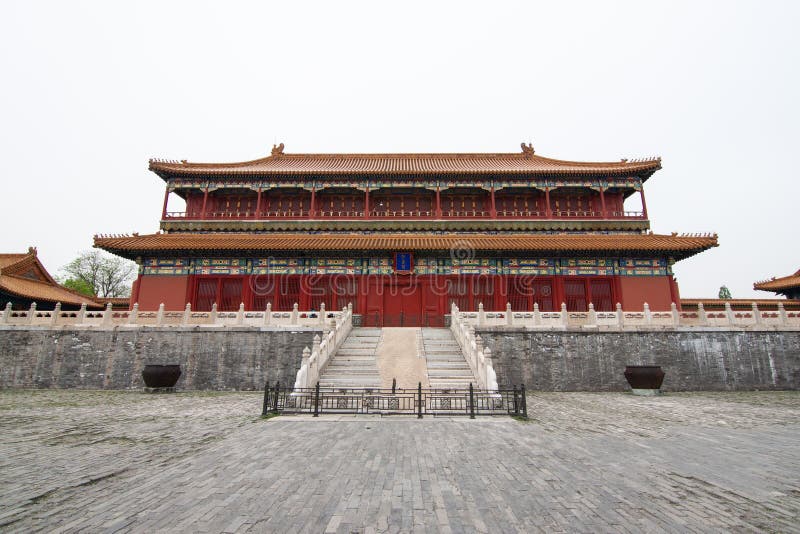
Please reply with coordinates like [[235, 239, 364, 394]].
[[261, 382, 527, 418]]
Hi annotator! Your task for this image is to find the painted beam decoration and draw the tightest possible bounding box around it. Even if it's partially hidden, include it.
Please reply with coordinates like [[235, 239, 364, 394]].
[[166, 177, 643, 193], [141, 256, 671, 277]]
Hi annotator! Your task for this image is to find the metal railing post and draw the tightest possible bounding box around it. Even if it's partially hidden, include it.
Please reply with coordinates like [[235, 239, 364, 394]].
[[417, 382, 423, 419], [469, 382, 475, 419], [272, 381, 280, 414], [262, 381, 271, 416], [392, 378, 396, 395], [521, 383, 527, 419], [313, 382, 321, 417]]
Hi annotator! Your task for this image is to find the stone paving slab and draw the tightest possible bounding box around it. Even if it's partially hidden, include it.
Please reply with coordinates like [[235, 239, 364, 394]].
[[1, 390, 799, 532]]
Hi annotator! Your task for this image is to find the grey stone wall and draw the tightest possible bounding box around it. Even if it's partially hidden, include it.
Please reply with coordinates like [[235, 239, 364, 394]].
[[0, 327, 319, 390], [478, 328, 800, 391]]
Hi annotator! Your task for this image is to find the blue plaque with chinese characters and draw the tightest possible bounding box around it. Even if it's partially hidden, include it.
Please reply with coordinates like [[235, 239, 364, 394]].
[[394, 252, 413, 273]]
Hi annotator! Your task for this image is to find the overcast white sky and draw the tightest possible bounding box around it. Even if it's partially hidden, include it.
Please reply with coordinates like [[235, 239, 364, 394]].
[[1, 1, 797, 299]]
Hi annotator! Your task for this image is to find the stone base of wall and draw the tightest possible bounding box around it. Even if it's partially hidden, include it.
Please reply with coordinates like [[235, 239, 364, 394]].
[[478, 328, 800, 391], [0, 327, 319, 390]]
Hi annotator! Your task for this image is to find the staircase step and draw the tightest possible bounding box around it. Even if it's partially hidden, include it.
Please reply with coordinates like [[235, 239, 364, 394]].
[[317, 327, 382, 390], [420, 328, 478, 389], [428, 370, 475, 377]]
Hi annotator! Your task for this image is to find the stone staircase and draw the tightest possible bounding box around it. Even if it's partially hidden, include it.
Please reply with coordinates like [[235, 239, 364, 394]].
[[318, 328, 382, 390], [421, 328, 478, 390]]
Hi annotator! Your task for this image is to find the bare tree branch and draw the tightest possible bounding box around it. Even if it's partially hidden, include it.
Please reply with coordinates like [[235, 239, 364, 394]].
[[61, 250, 137, 298]]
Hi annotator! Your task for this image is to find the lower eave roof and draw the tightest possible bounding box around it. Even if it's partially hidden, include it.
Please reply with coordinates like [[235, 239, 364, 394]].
[[94, 232, 718, 261]]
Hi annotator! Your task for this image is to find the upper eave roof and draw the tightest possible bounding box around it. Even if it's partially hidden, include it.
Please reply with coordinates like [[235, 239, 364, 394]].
[[94, 232, 717, 262], [148, 145, 662, 179], [754, 269, 800, 292]]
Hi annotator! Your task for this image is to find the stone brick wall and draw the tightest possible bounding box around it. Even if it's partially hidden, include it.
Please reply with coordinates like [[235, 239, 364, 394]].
[[478, 328, 800, 391], [0, 327, 319, 390]]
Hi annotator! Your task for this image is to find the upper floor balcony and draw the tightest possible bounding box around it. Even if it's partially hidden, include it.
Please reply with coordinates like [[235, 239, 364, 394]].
[[163, 208, 646, 221], [160, 184, 649, 224]]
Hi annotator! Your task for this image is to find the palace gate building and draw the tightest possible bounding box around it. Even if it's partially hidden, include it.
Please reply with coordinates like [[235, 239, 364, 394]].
[[95, 143, 718, 326]]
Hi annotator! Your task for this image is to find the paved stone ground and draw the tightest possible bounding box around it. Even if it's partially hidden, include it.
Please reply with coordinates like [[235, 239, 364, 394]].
[[1, 390, 799, 533]]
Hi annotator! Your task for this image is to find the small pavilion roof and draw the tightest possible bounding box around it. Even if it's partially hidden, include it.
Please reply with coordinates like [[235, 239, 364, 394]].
[[754, 268, 800, 292], [0, 249, 101, 308], [95, 232, 717, 261], [149, 144, 661, 179]]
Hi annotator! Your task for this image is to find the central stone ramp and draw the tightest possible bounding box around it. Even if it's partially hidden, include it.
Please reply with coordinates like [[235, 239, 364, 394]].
[[318, 328, 382, 389], [375, 328, 430, 389], [421, 328, 478, 389]]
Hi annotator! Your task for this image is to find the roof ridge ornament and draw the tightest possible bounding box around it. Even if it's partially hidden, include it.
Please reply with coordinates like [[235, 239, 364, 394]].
[[520, 142, 535, 156], [271, 143, 285, 156]]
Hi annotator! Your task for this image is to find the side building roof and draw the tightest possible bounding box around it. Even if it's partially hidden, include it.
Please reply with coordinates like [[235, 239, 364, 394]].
[[754, 268, 800, 293], [94, 232, 717, 262], [0, 248, 102, 308]]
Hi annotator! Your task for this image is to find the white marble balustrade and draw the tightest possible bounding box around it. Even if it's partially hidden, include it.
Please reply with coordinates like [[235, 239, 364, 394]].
[[0, 301, 341, 329], [460, 301, 800, 330]]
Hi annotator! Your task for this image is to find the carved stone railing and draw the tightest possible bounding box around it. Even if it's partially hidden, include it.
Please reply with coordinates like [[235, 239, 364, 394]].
[[292, 304, 353, 391], [457, 301, 800, 330], [0, 301, 340, 329], [450, 302, 499, 392]]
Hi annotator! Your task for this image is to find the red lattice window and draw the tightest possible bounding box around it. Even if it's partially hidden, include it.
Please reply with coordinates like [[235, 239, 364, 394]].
[[473, 277, 494, 310], [195, 279, 218, 311], [564, 279, 588, 311], [590, 279, 613, 311], [448, 278, 469, 311], [219, 279, 243, 311], [277, 276, 300, 311]]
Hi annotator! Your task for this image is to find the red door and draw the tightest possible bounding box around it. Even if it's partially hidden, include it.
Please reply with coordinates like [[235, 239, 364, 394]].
[[383, 279, 421, 326]]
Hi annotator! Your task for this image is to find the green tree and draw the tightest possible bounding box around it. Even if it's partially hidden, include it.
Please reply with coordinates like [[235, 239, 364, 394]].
[[61, 277, 95, 297], [59, 250, 137, 298], [718, 285, 732, 299]]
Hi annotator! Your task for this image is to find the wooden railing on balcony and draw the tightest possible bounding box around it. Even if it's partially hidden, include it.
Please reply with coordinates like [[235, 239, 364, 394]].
[[370, 210, 432, 218], [441, 210, 491, 218], [163, 209, 647, 221]]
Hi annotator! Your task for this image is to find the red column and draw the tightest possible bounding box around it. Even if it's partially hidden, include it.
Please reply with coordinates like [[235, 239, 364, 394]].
[[554, 276, 565, 309], [201, 187, 209, 219], [640, 187, 649, 219], [599, 187, 607, 218], [435, 187, 442, 218], [545, 188, 552, 218], [161, 186, 170, 219], [132, 274, 142, 308], [669, 275, 680, 309], [310, 187, 316, 218], [489, 185, 497, 218], [255, 188, 262, 219], [364, 187, 370, 219], [613, 275, 624, 308]]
